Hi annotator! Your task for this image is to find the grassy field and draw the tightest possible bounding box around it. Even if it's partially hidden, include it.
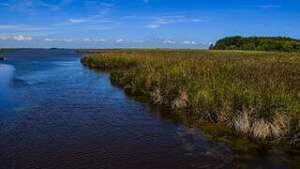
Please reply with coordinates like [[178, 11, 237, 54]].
[[80, 49, 300, 145]]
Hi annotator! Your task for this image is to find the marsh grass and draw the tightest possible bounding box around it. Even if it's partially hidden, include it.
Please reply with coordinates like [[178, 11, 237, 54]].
[[80, 49, 300, 145], [0, 49, 4, 60]]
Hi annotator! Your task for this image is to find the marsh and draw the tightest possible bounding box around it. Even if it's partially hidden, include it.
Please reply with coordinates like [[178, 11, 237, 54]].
[[0, 49, 299, 169]]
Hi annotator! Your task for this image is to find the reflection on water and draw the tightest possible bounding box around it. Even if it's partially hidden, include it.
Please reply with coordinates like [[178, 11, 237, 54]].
[[0, 63, 15, 110], [0, 49, 298, 169]]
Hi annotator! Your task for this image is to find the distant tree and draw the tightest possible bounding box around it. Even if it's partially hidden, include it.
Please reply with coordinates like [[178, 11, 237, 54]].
[[212, 36, 300, 52], [209, 44, 214, 50]]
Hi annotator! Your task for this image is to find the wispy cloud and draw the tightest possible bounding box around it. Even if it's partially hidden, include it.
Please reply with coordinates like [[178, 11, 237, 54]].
[[257, 5, 281, 9], [68, 19, 87, 24], [146, 15, 208, 29], [82, 38, 106, 42], [44, 38, 56, 42], [5, 0, 113, 14], [0, 24, 53, 33], [44, 37, 106, 43], [0, 1, 230, 48], [147, 24, 160, 29], [116, 38, 125, 43], [5, 0, 74, 13], [65, 15, 114, 25], [0, 2, 10, 7], [45, 38, 74, 42]]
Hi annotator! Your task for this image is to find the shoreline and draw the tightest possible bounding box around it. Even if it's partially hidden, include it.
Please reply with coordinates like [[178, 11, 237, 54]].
[[105, 67, 300, 155], [79, 49, 300, 150]]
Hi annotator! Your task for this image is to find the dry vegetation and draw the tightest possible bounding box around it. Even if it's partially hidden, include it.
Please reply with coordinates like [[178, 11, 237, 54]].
[[80, 49, 300, 145]]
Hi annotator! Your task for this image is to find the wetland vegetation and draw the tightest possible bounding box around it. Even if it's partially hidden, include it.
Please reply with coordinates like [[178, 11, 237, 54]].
[[0, 49, 4, 60], [80, 49, 300, 148]]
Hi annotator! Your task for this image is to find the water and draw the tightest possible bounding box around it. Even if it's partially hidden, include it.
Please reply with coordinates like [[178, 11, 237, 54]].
[[0, 50, 297, 169]]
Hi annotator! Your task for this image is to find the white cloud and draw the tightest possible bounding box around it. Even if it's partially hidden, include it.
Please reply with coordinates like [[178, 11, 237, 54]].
[[0, 35, 33, 41], [13, 35, 33, 41], [83, 38, 106, 42], [183, 40, 198, 45], [68, 19, 86, 24], [116, 38, 125, 43], [163, 39, 176, 44], [147, 24, 160, 29]]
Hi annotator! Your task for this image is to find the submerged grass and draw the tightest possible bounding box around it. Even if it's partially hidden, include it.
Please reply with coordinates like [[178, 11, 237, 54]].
[[80, 49, 300, 146]]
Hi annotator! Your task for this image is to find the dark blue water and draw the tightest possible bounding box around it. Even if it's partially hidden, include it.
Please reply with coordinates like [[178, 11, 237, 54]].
[[0, 50, 297, 169]]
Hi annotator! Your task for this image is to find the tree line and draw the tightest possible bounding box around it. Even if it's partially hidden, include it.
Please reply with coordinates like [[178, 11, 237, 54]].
[[211, 36, 300, 52]]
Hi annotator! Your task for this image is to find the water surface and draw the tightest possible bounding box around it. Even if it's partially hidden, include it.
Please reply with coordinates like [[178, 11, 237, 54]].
[[0, 49, 297, 169]]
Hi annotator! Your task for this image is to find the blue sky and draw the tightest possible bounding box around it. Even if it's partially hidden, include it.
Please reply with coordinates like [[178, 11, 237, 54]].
[[0, 0, 299, 48]]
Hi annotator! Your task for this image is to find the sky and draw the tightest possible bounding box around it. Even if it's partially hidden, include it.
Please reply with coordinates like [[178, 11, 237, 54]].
[[0, 0, 299, 48]]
